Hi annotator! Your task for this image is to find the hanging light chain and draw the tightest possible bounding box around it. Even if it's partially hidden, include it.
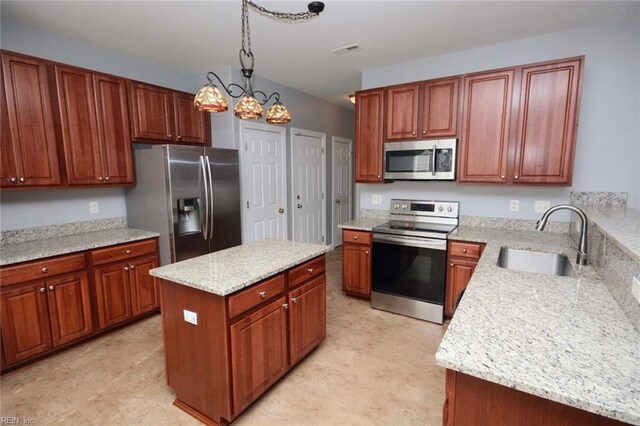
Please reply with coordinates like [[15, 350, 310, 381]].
[[247, 0, 320, 23]]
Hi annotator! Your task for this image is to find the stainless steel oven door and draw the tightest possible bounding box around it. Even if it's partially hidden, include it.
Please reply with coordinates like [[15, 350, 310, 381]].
[[383, 139, 456, 180], [371, 233, 447, 323]]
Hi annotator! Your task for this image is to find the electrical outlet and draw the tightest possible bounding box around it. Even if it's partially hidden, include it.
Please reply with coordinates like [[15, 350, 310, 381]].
[[183, 309, 198, 325], [372, 194, 383, 205], [89, 201, 99, 214], [535, 200, 551, 213], [509, 200, 519, 212], [632, 276, 640, 304]]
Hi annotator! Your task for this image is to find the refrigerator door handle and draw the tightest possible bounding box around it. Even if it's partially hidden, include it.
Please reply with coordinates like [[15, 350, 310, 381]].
[[205, 155, 215, 240], [199, 155, 209, 240]]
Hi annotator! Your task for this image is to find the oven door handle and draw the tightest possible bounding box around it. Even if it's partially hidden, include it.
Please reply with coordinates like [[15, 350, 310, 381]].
[[373, 234, 447, 251]]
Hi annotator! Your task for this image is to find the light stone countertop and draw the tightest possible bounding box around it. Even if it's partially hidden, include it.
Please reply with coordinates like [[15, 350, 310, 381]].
[[149, 239, 330, 296], [0, 228, 159, 266], [577, 204, 640, 263], [437, 226, 640, 424], [338, 218, 388, 231]]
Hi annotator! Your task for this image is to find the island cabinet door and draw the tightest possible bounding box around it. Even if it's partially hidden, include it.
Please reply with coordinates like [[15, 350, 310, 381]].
[[230, 296, 288, 415], [288, 275, 326, 365], [93, 261, 133, 330]]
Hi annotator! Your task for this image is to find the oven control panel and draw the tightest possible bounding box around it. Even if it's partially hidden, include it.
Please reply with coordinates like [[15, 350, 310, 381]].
[[389, 199, 459, 218]]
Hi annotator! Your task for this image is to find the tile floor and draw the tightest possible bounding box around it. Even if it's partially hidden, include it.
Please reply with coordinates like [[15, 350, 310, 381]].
[[1, 247, 447, 425]]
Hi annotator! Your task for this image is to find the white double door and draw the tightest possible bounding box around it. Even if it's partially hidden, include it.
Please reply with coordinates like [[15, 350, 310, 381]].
[[291, 129, 326, 245]]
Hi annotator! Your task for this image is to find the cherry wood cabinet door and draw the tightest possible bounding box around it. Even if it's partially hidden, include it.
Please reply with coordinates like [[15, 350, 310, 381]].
[[342, 243, 371, 297], [385, 83, 419, 141], [173, 92, 207, 145], [93, 74, 134, 184], [355, 89, 384, 183], [93, 261, 133, 330], [458, 69, 515, 183], [129, 255, 159, 316], [230, 297, 288, 415], [46, 272, 93, 346], [0, 68, 17, 188], [512, 58, 583, 185], [130, 82, 174, 142], [1, 53, 61, 187], [0, 282, 52, 365], [445, 259, 477, 317], [288, 275, 326, 365], [420, 78, 459, 138], [55, 65, 103, 185]]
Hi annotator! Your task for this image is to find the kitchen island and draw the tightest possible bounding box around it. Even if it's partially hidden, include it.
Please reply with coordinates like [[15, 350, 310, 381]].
[[150, 239, 329, 425]]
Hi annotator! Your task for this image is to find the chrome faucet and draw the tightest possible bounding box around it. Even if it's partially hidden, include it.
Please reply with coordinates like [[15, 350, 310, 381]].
[[535, 205, 588, 266]]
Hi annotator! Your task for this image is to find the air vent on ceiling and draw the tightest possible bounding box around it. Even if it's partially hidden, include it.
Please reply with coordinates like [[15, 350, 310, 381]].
[[331, 43, 361, 55]]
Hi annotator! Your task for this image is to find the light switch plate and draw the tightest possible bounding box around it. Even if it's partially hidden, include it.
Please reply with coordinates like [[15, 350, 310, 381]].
[[509, 200, 519, 212], [183, 309, 198, 325], [632, 277, 640, 304], [89, 201, 99, 214], [535, 200, 551, 213], [372, 194, 382, 205]]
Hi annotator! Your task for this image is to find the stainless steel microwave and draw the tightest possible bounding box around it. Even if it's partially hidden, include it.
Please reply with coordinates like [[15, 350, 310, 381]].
[[383, 139, 457, 180]]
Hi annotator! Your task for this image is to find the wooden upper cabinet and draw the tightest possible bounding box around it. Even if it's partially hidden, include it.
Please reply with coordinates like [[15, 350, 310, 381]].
[[385, 83, 419, 140], [458, 69, 515, 183], [420, 78, 459, 138], [173, 92, 207, 145], [512, 58, 583, 185], [94, 74, 134, 184], [130, 82, 174, 142], [55, 65, 103, 185], [46, 272, 93, 346], [1, 52, 61, 188], [355, 89, 384, 183]]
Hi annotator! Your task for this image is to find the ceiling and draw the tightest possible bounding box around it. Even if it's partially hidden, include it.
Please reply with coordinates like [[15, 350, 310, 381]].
[[2, 1, 639, 108]]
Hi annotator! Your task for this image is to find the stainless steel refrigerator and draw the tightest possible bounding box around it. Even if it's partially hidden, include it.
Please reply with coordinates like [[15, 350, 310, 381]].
[[126, 145, 241, 266]]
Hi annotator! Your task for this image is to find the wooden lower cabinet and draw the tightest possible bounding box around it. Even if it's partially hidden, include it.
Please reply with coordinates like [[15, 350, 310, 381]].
[[445, 240, 485, 317], [444, 370, 625, 425], [46, 272, 93, 346], [93, 261, 133, 329], [342, 230, 372, 298], [161, 254, 327, 425], [130, 255, 160, 316]]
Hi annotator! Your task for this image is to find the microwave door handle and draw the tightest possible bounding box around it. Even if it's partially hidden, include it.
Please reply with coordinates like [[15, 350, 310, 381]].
[[432, 144, 438, 176]]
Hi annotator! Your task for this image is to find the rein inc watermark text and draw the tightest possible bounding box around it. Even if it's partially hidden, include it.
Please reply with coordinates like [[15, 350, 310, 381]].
[[0, 418, 35, 424]]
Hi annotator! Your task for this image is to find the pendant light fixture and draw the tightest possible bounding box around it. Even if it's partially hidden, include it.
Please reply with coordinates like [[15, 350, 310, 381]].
[[194, 0, 325, 124]]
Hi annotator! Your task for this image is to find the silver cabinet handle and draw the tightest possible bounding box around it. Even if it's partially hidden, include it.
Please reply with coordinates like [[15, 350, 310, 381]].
[[168, 134, 173, 138], [124, 266, 129, 271], [177, 135, 182, 140], [365, 250, 369, 255], [353, 236, 358, 240], [40, 287, 46, 293], [307, 268, 314, 274], [377, 175, 381, 179], [98, 176, 103, 181], [283, 303, 289, 310], [105, 176, 110, 181], [462, 248, 467, 253], [291, 297, 298, 304], [19, 177, 25, 183], [126, 250, 132, 254], [412, 131, 416, 135], [49, 285, 54, 291], [9, 177, 17, 183], [501, 175, 505, 179], [130, 265, 136, 270], [422, 130, 426, 135], [450, 263, 454, 267], [514, 175, 519, 180], [259, 291, 267, 298], [42, 267, 48, 273]]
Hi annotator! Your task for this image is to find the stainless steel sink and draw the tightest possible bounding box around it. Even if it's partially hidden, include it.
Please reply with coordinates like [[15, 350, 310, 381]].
[[497, 247, 576, 278]]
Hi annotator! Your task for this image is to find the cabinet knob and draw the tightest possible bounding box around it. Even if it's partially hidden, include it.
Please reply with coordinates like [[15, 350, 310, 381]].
[[353, 236, 358, 240], [177, 135, 182, 140], [259, 291, 267, 298], [19, 177, 25, 183], [168, 134, 173, 138], [124, 266, 129, 271], [40, 287, 46, 293], [105, 176, 110, 181], [98, 176, 103, 181], [48, 285, 55, 291], [291, 297, 298, 304], [501, 175, 505, 180], [462, 248, 467, 253], [450, 263, 454, 267], [130, 265, 136, 270], [126, 250, 132, 254], [283, 303, 289, 310], [9, 177, 17, 183], [377, 175, 381, 179], [42, 267, 48, 273], [514, 175, 519, 180], [307, 268, 314, 274], [412, 131, 416, 135], [365, 250, 369, 255]]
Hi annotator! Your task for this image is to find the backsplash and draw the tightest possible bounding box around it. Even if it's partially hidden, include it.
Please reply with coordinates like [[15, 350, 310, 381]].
[[459, 215, 571, 234], [570, 191, 628, 206], [1, 217, 127, 245]]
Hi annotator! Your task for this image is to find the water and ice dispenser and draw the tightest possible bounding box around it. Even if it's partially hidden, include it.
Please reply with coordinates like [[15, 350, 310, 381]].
[[177, 198, 201, 236]]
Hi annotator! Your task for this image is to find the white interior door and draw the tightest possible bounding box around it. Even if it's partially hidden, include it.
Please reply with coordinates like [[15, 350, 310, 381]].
[[291, 128, 326, 245], [240, 122, 287, 243], [332, 137, 353, 247]]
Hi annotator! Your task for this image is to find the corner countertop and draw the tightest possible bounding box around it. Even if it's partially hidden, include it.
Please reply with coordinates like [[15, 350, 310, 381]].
[[0, 228, 159, 266], [438, 226, 640, 424], [149, 239, 330, 296], [338, 218, 388, 232]]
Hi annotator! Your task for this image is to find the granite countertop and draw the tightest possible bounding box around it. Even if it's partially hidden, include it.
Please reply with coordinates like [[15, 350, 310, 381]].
[[338, 218, 388, 231], [0, 228, 159, 266], [149, 239, 330, 296], [437, 226, 640, 424], [577, 204, 640, 263]]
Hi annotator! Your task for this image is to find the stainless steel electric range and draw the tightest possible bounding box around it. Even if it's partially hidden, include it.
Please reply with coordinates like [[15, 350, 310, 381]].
[[371, 199, 459, 324]]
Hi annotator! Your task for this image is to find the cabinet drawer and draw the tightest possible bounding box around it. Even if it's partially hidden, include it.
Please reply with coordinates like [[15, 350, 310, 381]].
[[288, 255, 326, 289], [1, 253, 86, 287], [228, 273, 286, 319], [449, 241, 484, 260], [90, 239, 157, 266], [342, 229, 372, 245]]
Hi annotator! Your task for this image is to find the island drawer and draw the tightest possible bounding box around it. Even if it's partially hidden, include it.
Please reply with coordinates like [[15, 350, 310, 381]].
[[342, 229, 371, 245], [1, 253, 86, 287], [288, 255, 325, 289], [90, 239, 157, 266], [448, 241, 484, 260], [228, 273, 286, 319]]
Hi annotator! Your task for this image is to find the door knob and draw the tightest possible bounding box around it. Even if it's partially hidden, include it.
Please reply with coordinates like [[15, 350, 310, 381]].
[[335, 199, 340, 204], [278, 208, 284, 214], [297, 204, 302, 209]]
